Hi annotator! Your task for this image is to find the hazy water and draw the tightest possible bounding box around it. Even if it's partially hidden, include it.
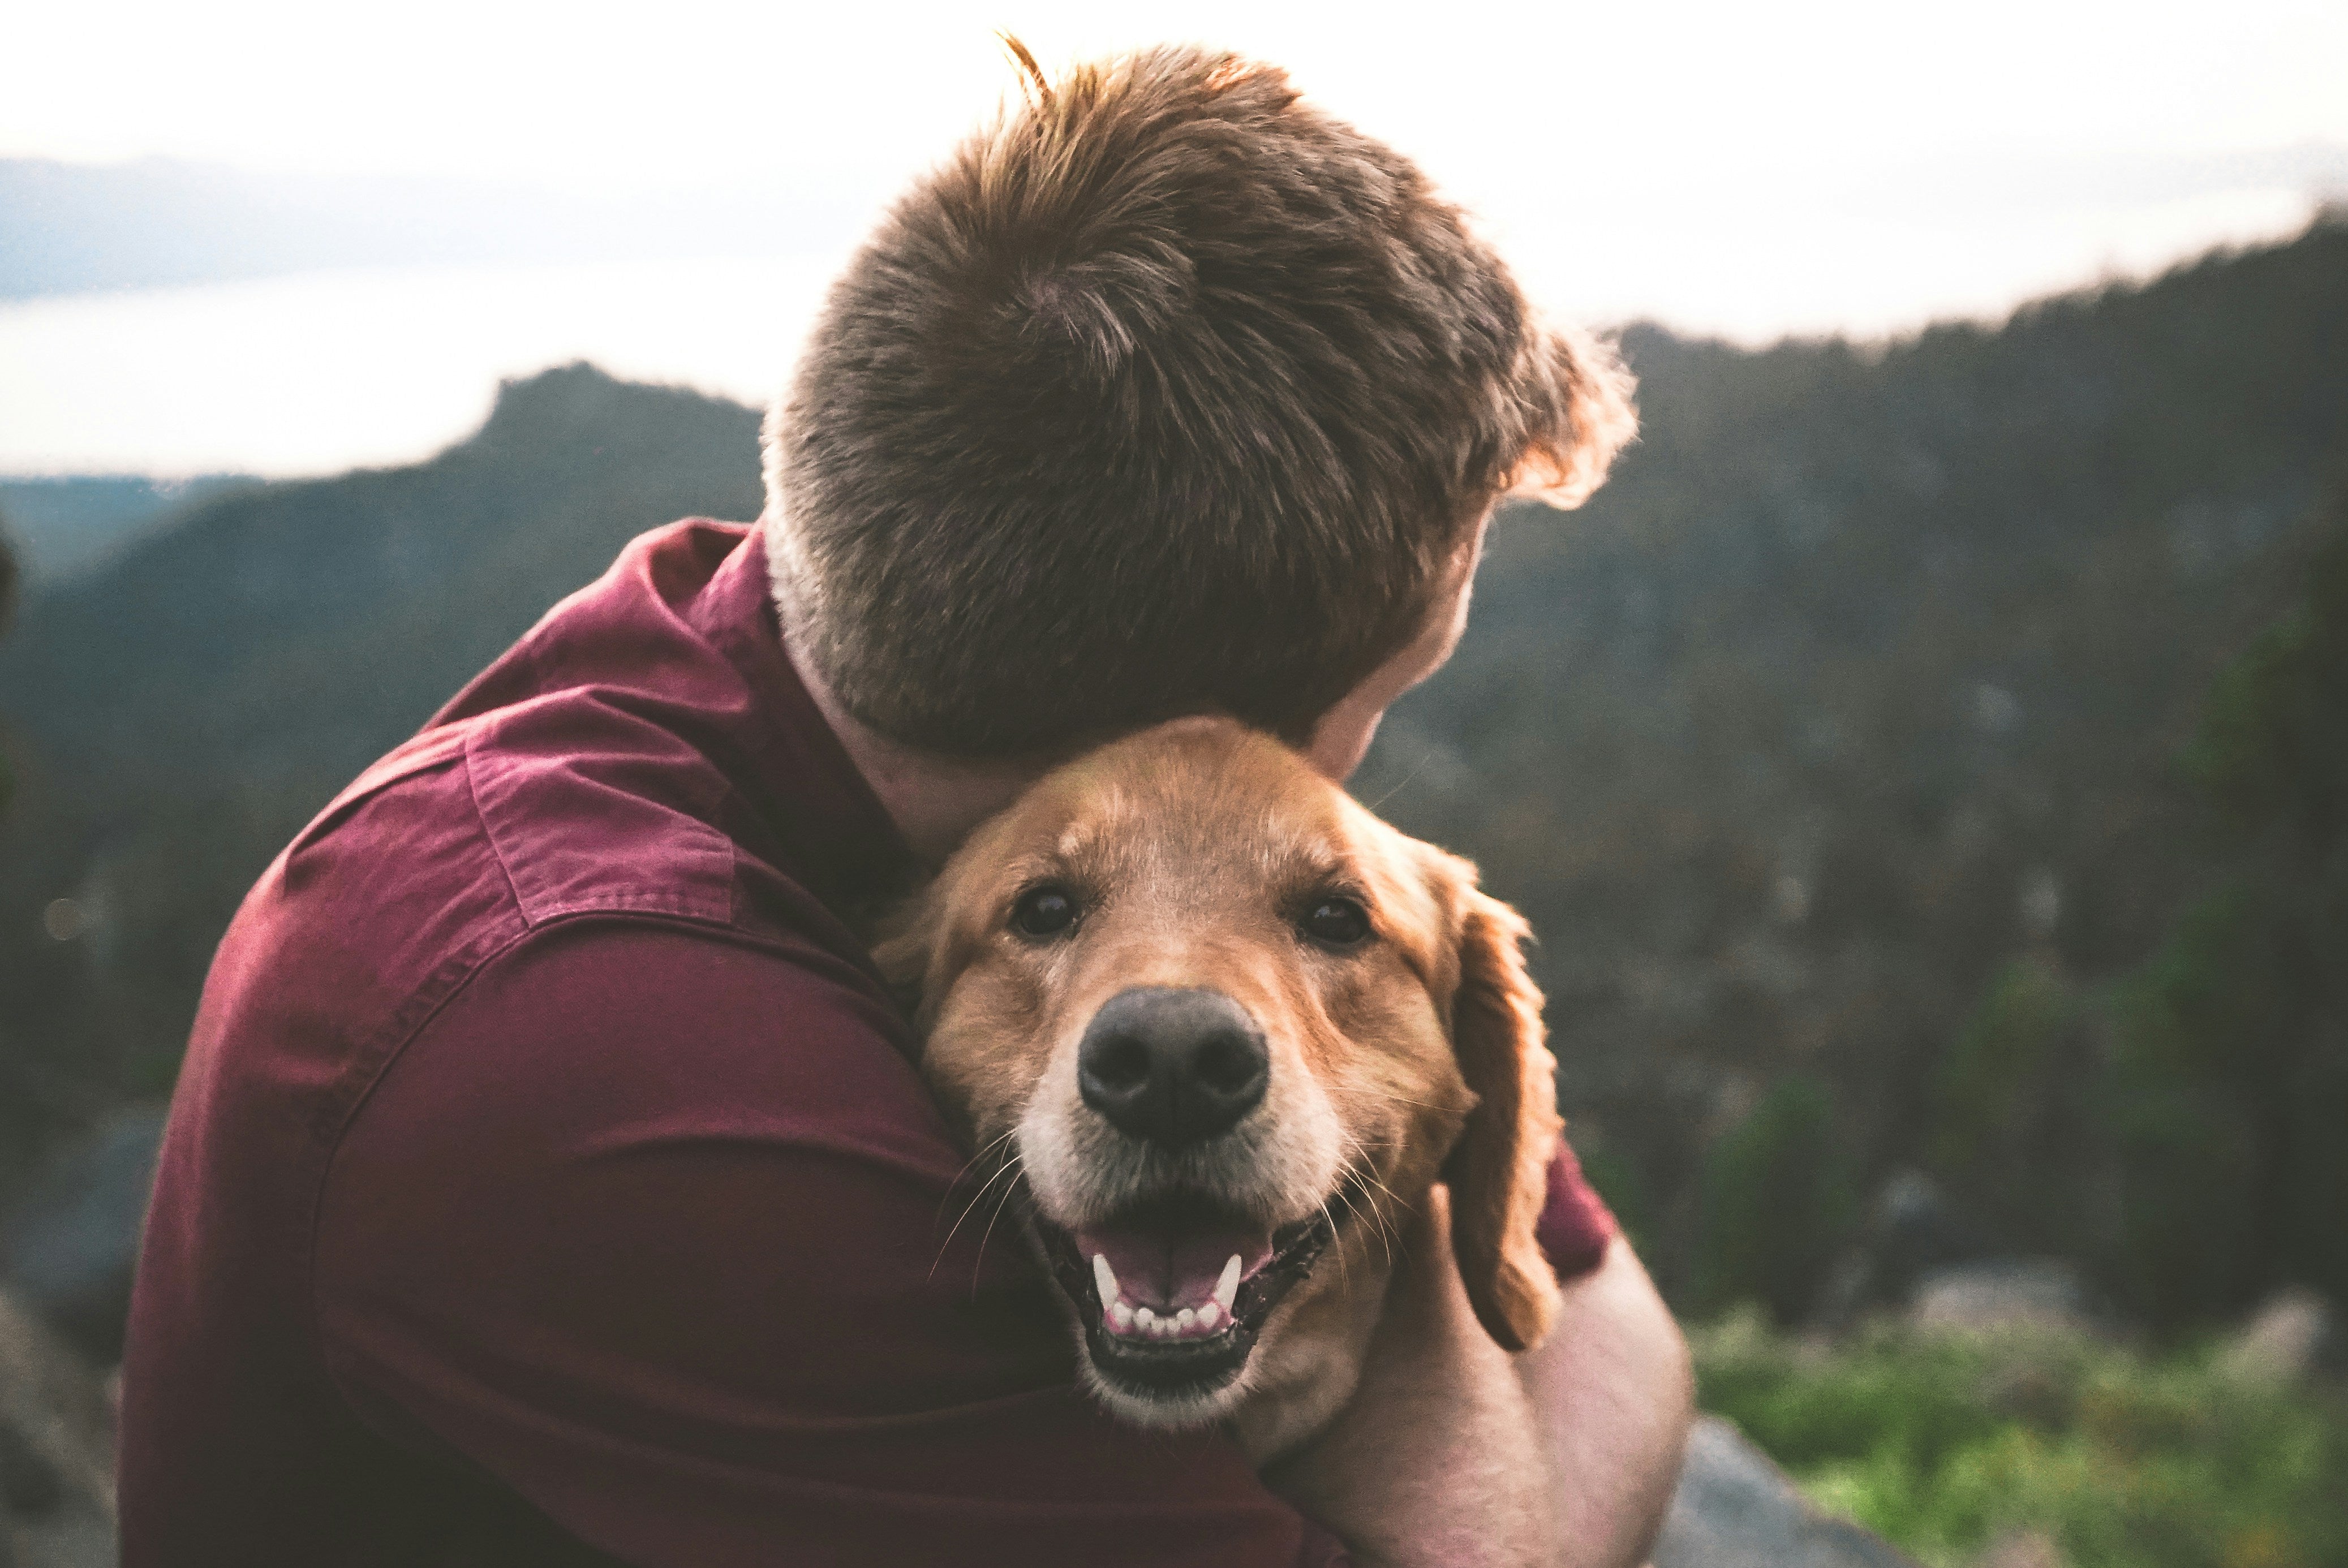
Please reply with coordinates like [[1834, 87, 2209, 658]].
[[0, 185, 2320, 478], [0, 255, 844, 477]]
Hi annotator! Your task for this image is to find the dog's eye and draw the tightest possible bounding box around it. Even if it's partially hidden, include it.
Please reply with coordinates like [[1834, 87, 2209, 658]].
[[1300, 896, 1371, 947], [1010, 885, 1081, 939]]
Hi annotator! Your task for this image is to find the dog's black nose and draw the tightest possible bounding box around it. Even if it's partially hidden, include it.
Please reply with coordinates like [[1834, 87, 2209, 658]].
[[1078, 987, 1268, 1148]]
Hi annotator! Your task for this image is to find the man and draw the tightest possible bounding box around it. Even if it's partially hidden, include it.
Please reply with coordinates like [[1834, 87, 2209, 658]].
[[119, 44, 1690, 1566]]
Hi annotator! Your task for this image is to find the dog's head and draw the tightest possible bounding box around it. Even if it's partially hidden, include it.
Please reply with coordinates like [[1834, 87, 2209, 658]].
[[876, 717, 1562, 1427]]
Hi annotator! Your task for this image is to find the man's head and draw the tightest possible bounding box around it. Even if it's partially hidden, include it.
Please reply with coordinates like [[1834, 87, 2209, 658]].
[[764, 41, 1633, 764]]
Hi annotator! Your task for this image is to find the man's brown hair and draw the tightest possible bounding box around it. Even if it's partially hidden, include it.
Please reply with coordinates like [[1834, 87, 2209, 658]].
[[764, 41, 1634, 758]]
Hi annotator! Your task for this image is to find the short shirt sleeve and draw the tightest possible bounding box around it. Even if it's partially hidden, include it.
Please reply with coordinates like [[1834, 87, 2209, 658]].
[[1537, 1139, 1618, 1281]]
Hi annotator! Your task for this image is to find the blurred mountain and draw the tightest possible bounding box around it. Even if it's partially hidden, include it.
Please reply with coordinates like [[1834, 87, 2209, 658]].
[[0, 158, 862, 300], [0, 363, 762, 1187], [0, 477, 260, 587], [0, 513, 15, 815], [2, 221, 2344, 1329]]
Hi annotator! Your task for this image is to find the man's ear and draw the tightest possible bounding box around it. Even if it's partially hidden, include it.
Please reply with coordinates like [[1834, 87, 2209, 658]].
[[1443, 886, 1565, 1352]]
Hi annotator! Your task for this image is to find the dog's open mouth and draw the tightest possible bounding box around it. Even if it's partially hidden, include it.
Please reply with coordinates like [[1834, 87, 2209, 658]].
[[1034, 1191, 1338, 1401]]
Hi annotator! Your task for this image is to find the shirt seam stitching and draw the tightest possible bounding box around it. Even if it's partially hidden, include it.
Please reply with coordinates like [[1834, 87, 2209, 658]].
[[462, 727, 528, 919]]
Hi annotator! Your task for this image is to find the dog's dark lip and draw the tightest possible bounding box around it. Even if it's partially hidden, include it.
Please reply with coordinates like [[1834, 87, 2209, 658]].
[[1033, 1183, 1357, 1401]]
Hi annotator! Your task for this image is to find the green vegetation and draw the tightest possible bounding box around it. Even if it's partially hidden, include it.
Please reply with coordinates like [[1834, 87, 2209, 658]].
[[1693, 1075, 1858, 1323], [1874, 520, 2348, 1329], [2104, 523, 2348, 1324], [1696, 1312, 2348, 1568]]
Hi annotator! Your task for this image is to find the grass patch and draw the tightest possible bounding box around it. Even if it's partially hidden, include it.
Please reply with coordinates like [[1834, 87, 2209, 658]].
[[1692, 1310, 2348, 1568]]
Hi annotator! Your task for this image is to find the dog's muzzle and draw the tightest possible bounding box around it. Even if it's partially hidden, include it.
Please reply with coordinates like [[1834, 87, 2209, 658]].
[[1033, 985, 1339, 1403]]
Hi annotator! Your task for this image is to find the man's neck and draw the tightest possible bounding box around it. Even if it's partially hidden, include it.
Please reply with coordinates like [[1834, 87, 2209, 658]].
[[782, 626, 1044, 872]]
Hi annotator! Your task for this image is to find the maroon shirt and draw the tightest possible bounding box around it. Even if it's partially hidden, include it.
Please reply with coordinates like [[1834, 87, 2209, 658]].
[[118, 520, 1615, 1566]]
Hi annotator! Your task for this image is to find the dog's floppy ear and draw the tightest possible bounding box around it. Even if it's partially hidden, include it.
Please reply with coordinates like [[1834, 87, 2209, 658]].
[[1443, 885, 1565, 1352], [868, 891, 941, 1028]]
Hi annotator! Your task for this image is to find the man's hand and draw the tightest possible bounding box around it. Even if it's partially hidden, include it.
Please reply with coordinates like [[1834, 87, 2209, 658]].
[[1263, 1188, 1692, 1568], [1525, 1234, 1693, 1567]]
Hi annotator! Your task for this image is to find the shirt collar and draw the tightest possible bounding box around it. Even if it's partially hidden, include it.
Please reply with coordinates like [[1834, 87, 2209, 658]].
[[688, 524, 917, 912]]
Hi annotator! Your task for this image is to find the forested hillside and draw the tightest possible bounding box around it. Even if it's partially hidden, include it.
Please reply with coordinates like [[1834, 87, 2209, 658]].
[[0, 476, 258, 586], [1357, 216, 2348, 1325], [0, 365, 762, 1186], [2, 221, 2342, 1328]]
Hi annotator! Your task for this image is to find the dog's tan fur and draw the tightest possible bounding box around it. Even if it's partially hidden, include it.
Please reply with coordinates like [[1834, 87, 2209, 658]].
[[876, 716, 1562, 1461]]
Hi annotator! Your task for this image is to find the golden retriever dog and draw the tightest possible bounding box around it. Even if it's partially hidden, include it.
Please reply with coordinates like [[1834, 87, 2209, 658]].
[[876, 715, 1563, 1465]]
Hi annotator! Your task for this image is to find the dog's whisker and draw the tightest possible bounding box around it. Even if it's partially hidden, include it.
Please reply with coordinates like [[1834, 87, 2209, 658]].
[[1329, 1184, 1388, 1273], [1351, 1179, 1403, 1268], [1323, 1139, 1400, 1275], [969, 1155, 1028, 1296], [1348, 1087, 1452, 1113], [944, 1155, 1026, 1287], [931, 1146, 1027, 1282], [935, 1128, 1021, 1220], [1318, 1195, 1354, 1294], [1333, 1136, 1407, 1266], [1363, 747, 1438, 812], [941, 1144, 1022, 1230]]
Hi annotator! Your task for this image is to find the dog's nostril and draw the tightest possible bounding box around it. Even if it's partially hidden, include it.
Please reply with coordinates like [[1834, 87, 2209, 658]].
[[1087, 1034, 1153, 1093], [1077, 987, 1269, 1149], [1192, 1035, 1259, 1096]]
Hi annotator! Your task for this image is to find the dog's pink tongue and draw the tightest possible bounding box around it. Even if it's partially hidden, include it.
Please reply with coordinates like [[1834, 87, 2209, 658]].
[[1076, 1222, 1274, 1310]]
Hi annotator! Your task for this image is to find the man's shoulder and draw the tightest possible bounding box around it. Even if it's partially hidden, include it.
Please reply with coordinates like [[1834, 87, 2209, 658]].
[[269, 682, 813, 974], [448, 692, 743, 931], [195, 691, 875, 1157], [351, 915, 933, 1171], [293, 698, 914, 1105]]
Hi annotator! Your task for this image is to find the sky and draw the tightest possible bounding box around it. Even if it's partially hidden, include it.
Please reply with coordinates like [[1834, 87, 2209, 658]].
[[5, 0, 2346, 474]]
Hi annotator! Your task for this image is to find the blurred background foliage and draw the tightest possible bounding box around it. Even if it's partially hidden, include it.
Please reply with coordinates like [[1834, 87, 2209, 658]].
[[1355, 216, 2348, 1337], [1695, 1312, 2347, 1568]]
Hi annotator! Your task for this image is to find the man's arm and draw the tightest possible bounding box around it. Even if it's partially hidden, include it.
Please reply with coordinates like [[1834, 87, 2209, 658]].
[[315, 918, 1344, 1566], [1265, 1190, 1692, 1568], [1526, 1237, 1695, 1568]]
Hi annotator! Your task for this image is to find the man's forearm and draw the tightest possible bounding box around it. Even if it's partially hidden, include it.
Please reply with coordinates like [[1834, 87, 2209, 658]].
[[1265, 1195, 1692, 1567], [1520, 1237, 1693, 1568]]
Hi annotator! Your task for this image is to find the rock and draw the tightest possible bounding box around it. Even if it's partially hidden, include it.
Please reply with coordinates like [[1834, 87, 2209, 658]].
[[1977, 1529, 2067, 1568], [2216, 1286, 2337, 1386], [0, 1107, 166, 1364], [1909, 1259, 2094, 1337], [0, 1288, 114, 1567], [8, 1520, 112, 1568], [1653, 1416, 1920, 1568]]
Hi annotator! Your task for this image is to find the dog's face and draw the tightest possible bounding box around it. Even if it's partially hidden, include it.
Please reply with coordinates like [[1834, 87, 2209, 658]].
[[878, 717, 1562, 1429]]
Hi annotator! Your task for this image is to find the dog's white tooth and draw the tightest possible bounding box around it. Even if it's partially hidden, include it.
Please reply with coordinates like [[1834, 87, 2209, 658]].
[[1175, 1308, 1196, 1332], [1196, 1301, 1221, 1331], [1092, 1253, 1119, 1309], [1215, 1254, 1242, 1314], [1134, 1306, 1156, 1330], [1110, 1302, 1134, 1331]]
